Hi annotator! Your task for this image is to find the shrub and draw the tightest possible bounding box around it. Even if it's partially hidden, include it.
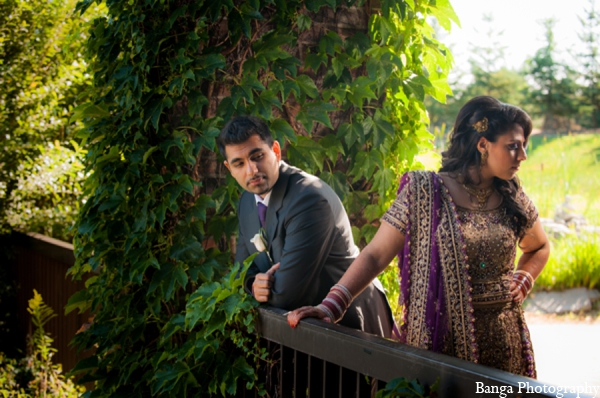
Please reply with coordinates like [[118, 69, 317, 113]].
[[0, 0, 103, 240], [0, 290, 84, 398]]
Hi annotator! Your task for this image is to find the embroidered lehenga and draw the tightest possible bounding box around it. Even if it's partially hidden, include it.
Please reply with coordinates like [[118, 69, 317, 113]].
[[381, 171, 537, 378]]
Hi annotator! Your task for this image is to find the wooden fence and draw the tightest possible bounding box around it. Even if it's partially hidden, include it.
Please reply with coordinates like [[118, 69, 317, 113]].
[[4, 231, 89, 373]]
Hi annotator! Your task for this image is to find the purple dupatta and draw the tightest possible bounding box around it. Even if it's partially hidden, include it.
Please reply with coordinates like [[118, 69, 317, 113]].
[[396, 171, 478, 363]]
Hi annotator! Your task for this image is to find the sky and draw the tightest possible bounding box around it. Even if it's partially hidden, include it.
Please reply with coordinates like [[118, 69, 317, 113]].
[[442, 0, 595, 77]]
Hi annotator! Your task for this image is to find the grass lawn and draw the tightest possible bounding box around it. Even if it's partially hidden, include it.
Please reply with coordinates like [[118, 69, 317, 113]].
[[519, 133, 600, 290], [520, 133, 600, 224]]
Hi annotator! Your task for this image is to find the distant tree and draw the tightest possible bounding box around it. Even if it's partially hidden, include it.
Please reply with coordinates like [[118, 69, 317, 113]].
[[526, 19, 579, 132], [467, 68, 528, 109], [576, 0, 600, 128]]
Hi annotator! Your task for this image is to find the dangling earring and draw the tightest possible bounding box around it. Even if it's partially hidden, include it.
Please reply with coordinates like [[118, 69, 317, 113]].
[[481, 151, 488, 167]]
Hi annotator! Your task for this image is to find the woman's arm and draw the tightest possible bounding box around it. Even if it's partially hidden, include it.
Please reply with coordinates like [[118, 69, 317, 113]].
[[510, 219, 550, 302], [287, 221, 405, 326]]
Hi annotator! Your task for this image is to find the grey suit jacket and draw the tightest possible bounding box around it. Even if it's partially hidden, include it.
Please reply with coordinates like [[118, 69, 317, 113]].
[[235, 162, 393, 337]]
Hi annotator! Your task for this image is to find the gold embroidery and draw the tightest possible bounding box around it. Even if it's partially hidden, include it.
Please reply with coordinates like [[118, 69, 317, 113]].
[[406, 172, 433, 348], [384, 171, 536, 376], [438, 186, 478, 362]]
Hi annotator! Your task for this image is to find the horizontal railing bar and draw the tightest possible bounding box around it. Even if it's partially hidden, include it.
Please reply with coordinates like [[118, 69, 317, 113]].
[[257, 306, 590, 398]]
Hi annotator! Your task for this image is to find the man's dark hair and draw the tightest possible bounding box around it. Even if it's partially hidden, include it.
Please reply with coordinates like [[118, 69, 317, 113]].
[[217, 116, 274, 158]]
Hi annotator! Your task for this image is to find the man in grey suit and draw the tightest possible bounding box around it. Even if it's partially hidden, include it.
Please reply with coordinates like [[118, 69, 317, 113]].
[[218, 116, 394, 337]]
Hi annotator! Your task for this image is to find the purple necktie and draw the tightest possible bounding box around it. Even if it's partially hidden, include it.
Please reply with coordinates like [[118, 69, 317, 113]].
[[257, 202, 267, 227]]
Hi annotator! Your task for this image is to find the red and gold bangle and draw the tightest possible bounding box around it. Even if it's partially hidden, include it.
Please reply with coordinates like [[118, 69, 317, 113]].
[[513, 270, 535, 297], [316, 284, 354, 323]]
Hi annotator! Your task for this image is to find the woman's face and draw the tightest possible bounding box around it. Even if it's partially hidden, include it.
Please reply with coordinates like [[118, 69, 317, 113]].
[[479, 125, 528, 181]]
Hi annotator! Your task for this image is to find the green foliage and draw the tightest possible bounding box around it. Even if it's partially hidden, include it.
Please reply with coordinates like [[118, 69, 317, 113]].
[[375, 377, 439, 398], [4, 141, 86, 242], [66, 0, 457, 394], [467, 67, 528, 109], [0, 0, 100, 239], [534, 233, 600, 290], [378, 264, 403, 323], [0, 290, 84, 398]]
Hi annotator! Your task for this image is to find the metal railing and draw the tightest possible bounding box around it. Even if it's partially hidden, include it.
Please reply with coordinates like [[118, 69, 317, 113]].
[[255, 306, 585, 398], [6, 232, 589, 397]]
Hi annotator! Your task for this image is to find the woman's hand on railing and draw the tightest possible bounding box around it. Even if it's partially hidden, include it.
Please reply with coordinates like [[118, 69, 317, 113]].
[[287, 306, 330, 328]]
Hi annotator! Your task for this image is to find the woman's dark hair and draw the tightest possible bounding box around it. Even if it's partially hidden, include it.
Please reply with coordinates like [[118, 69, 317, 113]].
[[439, 95, 533, 237], [217, 116, 274, 159]]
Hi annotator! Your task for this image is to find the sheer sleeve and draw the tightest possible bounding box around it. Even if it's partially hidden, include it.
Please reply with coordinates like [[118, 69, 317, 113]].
[[381, 176, 411, 235], [516, 186, 539, 231]]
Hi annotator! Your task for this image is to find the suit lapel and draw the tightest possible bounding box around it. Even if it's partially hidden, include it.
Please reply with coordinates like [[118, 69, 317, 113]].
[[240, 194, 261, 249], [265, 162, 292, 249]]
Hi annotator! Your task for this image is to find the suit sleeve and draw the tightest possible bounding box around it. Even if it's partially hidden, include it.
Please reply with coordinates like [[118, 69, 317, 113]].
[[268, 193, 336, 309]]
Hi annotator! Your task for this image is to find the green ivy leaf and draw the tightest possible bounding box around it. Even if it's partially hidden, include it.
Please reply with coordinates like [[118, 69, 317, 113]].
[[349, 150, 382, 181], [372, 110, 395, 147], [295, 101, 336, 131], [337, 122, 365, 148], [272, 56, 301, 79], [152, 362, 191, 395], [282, 78, 301, 101], [253, 31, 295, 53], [373, 167, 395, 199], [169, 5, 188, 29], [319, 133, 344, 161], [347, 76, 377, 108], [145, 96, 173, 129], [304, 53, 328, 73], [270, 118, 298, 144], [286, 136, 325, 173], [69, 103, 110, 123], [297, 14, 311, 31], [364, 204, 381, 222], [64, 289, 91, 315], [186, 194, 215, 223], [194, 53, 226, 80], [319, 171, 349, 200], [187, 91, 208, 117], [318, 31, 343, 56], [296, 75, 319, 99]]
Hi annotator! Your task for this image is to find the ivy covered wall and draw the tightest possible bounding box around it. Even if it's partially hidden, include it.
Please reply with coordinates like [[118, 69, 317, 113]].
[[66, 0, 457, 395]]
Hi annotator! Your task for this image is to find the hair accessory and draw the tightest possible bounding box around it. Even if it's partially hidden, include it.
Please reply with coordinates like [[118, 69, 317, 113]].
[[472, 117, 488, 133]]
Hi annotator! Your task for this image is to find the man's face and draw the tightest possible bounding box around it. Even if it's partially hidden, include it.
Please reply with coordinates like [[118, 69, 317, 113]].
[[224, 134, 281, 198]]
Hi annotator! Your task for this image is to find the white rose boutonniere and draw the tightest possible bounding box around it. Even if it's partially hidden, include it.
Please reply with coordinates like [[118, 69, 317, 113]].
[[250, 228, 272, 263]]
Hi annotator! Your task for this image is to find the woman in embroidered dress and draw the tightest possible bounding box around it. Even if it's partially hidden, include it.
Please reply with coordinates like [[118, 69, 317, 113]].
[[287, 96, 550, 377]]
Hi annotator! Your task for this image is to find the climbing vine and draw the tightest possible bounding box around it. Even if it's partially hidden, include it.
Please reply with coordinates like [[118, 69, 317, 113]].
[[66, 0, 457, 395]]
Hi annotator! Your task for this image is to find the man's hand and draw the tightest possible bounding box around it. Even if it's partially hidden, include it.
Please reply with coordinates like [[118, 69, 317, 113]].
[[252, 263, 280, 302]]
